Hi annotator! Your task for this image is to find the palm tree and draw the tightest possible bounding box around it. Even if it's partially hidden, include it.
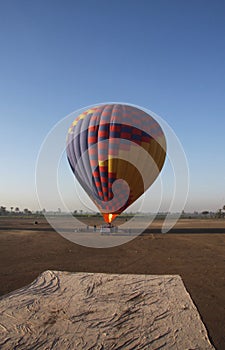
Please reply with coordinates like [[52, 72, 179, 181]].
[[15, 207, 20, 214], [0, 206, 6, 215], [24, 208, 31, 215], [216, 208, 222, 218]]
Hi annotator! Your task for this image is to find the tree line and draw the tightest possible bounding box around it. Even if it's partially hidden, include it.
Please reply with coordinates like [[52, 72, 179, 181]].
[[0, 206, 34, 215]]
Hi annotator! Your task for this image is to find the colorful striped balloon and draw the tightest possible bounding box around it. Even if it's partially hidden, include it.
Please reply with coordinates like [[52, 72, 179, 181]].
[[66, 104, 166, 223]]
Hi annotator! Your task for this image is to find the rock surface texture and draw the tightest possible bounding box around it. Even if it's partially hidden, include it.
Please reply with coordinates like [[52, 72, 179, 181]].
[[0, 271, 214, 349]]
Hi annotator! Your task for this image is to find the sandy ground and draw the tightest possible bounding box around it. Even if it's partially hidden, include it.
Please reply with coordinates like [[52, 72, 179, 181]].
[[0, 218, 225, 349], [0, 271, 214, 349]]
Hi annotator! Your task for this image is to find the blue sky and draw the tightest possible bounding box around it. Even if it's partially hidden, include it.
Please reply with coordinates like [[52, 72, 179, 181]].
[[0, 0, 225, 212]]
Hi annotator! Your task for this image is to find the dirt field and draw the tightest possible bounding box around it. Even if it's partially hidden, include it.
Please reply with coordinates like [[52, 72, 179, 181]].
[[0, 217, 225, 349]]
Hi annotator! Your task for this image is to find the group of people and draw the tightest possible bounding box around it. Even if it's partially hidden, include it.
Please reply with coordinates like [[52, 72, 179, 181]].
[[86, 223, 118, 233]]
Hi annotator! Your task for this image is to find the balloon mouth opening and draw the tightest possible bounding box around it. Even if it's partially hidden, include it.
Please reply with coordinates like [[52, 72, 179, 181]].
[[103, 213, 117, 223]]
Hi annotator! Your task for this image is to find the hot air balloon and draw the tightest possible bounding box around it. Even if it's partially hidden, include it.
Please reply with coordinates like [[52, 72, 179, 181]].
[[66, 104, 166, 224]]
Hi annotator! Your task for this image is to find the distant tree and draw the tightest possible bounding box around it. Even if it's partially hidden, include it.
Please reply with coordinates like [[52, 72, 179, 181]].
[[202, 211, 209, 215], [73, 210, 77, 215], [15, 207, 20, 213], [217, 208, 225, 218], [10, 207, 13, 213], [221, 206, 225, 218], [80, 209, 83, 215], [0, 206, 6, 215], [24, 208, 32, 215], [216, 209, 222, 218]]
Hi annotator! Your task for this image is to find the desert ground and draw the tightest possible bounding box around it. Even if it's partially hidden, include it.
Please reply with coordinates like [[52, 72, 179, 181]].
[[0, 217, 224, 349]]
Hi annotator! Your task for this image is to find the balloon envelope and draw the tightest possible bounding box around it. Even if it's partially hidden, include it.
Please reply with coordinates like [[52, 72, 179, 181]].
[[66, 104, 166, 223]]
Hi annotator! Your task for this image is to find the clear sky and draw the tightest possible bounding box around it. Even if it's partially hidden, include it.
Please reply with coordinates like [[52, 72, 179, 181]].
[[0, 0, 225, 213]]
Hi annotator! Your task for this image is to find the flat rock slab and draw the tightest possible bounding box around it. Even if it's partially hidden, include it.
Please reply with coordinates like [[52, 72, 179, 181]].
[[0, 271, 214, 350]]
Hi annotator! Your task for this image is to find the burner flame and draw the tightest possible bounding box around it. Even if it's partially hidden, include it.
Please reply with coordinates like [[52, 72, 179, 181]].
[[108, 213, 113, 223]]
